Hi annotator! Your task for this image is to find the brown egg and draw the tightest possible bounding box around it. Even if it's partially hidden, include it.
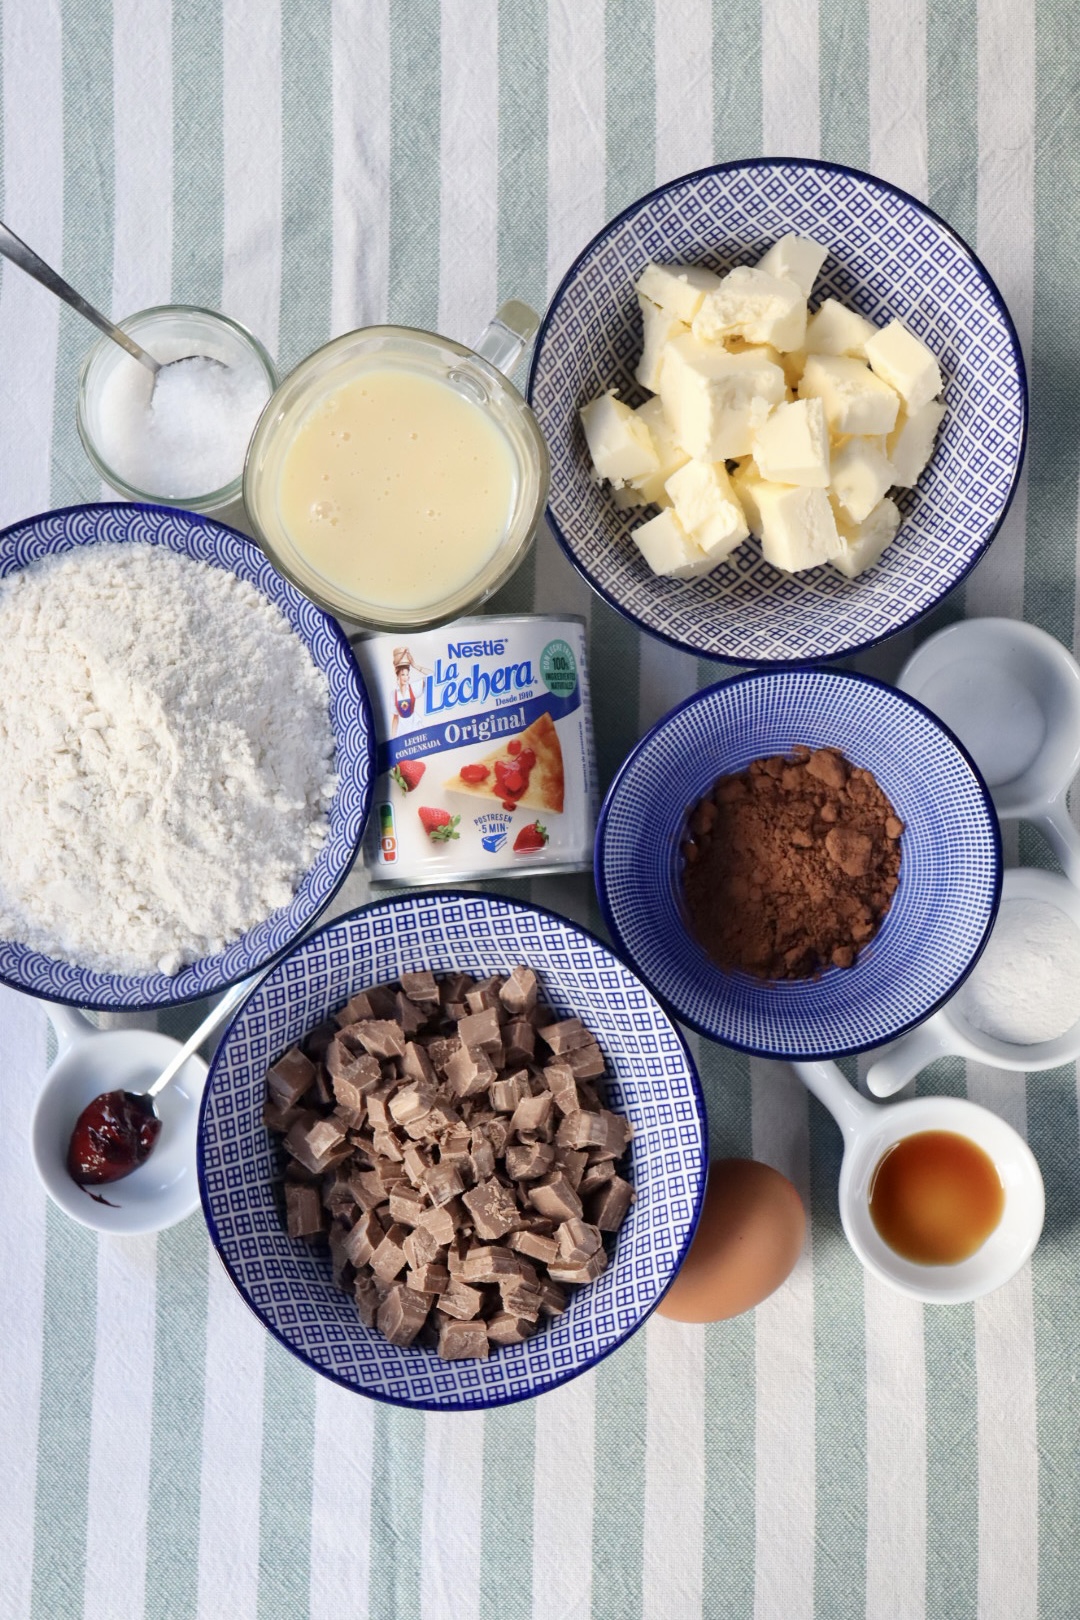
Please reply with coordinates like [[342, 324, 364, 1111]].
[[658, 1158, 806, 1322]]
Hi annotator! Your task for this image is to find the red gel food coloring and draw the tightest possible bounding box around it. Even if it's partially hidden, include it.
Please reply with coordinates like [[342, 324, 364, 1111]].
[[67, 1090, 162, 1187]]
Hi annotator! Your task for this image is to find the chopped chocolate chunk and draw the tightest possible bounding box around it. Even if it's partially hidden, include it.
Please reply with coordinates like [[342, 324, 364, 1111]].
[[438, 1279, 485, 1321], [403, 1224, 441, 1271], [505, 1142, 556, 1181], [544, 1063, 581, 1116], [486, 1311, 536, 1345], [399, 970, 440, 1005], [352, 1020, 407, 1060], [538, 1278, 567, 1315], [423, 1161, 465, 1207], [461, 1244, 523, 1284], [578, 1159, 616, 1199], [377, 1282, 430, 1346], [566, 1042, 606, 1080], [440, 972, 475, 1007], [445, 1045, 497, 1097], [417, 1203, 458, 1246], [554, 1148, 588, 1190], [548, 1249, 607, 1284], [388, 1083, 435, 1128], [437, 1319, 489, 1359], [526, 1171, 584, 1223], [507, 1229, 559, 1266], [465, 976, 504, 1013], [354, 1273, 381, 1327], [285, 1182, 324, 1239], [500, 965, 538, 1017], [406, 1262, 450, 1295], [401, 1041, 437, 1086], [502, 1019, 536, 1067], [490, 1071, 531, 1112], [344, 1208, 385, 1267], [369, 1223, 410, 1283], [468, 1134, 496, 1183], [371, 1128, 405, 1164], [365, 1083, 399, 1131], [461, 1178, 521, 1241], [336, 990, 375, 1026], [267, 1046, 316, 1109], [510, 1092, 555, 1142], [394, 991, 427, 1036], [538, 1017, 592, 1055], [263, 1097, 304, 1134], [457, 1005, 504, 1055], [556, 1218, 603, 1265], [590, 1175, 635, 1232], [401, 1141, 432, 1186], [302, 1018, 340, 1062], [388, 1185, 428, 1226]]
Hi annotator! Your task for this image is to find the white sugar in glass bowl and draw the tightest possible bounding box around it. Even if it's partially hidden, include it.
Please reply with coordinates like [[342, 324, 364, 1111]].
[[528, 158, 1028, 665], [77, 304, 277, 513]]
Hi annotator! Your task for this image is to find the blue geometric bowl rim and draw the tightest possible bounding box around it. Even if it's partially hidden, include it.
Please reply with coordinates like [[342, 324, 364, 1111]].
[[196, 888, 710, 1411], [527, 156, 1030, 667], [594, 665, 1004, 1060], [0, 500, 376, 1011]]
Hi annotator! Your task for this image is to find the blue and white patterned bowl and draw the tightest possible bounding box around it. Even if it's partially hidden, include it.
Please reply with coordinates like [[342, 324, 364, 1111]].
[[595, 669, 1002, 1059], [198, 891, 707, 1410], [0, 503, 374, 1010], [528, 159, 1027, 665]]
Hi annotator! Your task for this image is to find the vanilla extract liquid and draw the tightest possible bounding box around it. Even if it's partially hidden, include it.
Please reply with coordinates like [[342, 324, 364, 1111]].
[[868, 1129, 1004, 1265]]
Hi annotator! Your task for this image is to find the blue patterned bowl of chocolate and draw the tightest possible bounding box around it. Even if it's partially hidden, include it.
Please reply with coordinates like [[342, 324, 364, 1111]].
[[197, 890, 707, 1410]]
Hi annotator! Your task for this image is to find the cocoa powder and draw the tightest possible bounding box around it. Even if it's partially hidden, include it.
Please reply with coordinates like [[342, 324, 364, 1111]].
[[681, 746, 903, 980]]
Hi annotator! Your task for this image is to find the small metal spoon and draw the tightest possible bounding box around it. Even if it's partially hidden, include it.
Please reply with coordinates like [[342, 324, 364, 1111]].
[[0, 218, 219, 380]]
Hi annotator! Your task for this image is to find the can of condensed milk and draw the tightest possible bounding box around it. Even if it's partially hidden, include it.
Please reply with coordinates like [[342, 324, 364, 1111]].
[[355, 615, 596, 884]]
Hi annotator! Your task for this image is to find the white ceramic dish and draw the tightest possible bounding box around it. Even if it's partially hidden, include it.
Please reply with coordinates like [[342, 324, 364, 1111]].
[[31, 1004, 208, 1234], [793, 1059, 1044, 1303], [866, 866, 1080, 1096], [897, 617, 1080, 882]]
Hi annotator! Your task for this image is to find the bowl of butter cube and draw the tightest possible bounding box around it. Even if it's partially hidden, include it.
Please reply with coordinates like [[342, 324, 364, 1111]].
[[527, 158, 1027, 665]]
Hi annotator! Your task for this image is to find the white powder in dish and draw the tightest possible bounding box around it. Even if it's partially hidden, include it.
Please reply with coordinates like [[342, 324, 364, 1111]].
[[0, 543, 336, 976], [955, 896, 1080, 1044], [95, 347, 270, 497]]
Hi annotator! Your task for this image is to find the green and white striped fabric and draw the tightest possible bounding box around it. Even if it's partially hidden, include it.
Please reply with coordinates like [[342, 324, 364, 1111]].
[[1, 0, 1078, 1614]]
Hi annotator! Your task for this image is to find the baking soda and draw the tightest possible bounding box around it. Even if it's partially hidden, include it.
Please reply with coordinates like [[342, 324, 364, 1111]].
[[955, 896, 1080, 1043], [0, 543, 336, 976]]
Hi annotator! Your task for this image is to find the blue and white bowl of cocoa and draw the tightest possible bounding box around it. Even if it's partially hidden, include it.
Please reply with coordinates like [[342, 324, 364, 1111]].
[[197, 891, 707, 1411], [595, 668, 1002, 1060], [529, 157, 1027, 664]]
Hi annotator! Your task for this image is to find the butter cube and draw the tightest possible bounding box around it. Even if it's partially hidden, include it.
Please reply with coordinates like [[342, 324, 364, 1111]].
[[631, 508, 708, 579], [887, 399, 946, 487], [634, 293, 688, 394], [751, 398, 830, 487], [805, 297, 876, 358], [636, 262, 723, 324], [659, 335, 786, 461], [798, 354, 899, 436], [693, 266, 807, 353], [665, 460, 749, 565], [864, 318, 943, 413], [756, 483, 843, 573], [756, 233, 828, 299], [580, 391, 659, 486], [829, 497, 901, 578], [830, 436, 896, 523], [629, 397, 690, 503], [731, 460, 766, 538]]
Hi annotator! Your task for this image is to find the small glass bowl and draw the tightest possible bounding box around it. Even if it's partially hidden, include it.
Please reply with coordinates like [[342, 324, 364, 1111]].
[[242, 322, 550, 631], [77, 304, 278, 513]]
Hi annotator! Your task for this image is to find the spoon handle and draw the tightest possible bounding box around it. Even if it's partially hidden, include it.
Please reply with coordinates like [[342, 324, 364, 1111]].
[[145, 973, 261, 1099], [0, 219, 161, 375]]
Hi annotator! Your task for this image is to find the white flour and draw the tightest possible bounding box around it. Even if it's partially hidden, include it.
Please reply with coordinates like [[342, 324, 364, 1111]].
[[0, 543, 336, 975], [956, 896, 1080, 1044]]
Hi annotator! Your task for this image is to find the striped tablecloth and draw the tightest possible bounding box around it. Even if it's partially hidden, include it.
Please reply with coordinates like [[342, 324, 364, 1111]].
[[1, 1, 1077, 1615]]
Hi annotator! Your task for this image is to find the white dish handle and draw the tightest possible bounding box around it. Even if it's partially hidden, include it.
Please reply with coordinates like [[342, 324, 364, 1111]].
[[864, 1009, 958, 1097], [45, 1002, 94, 1061], [1034, 799, 1080, 889]]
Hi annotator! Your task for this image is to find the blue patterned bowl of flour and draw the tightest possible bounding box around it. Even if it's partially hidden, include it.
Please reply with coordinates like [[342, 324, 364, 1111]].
[[0, 503, 374, 1009], [198, 890, 707, 1410], [528, 158, 1027, 664], [595, 669, 1002, 1059]]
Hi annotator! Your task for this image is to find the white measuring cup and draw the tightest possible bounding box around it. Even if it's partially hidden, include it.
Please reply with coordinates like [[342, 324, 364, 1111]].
[[864, 866, 1080, 1096], [793, 1059, 1044, 1303], [30, 1004, 209, 1235], [897, 617, 1080, 883]]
